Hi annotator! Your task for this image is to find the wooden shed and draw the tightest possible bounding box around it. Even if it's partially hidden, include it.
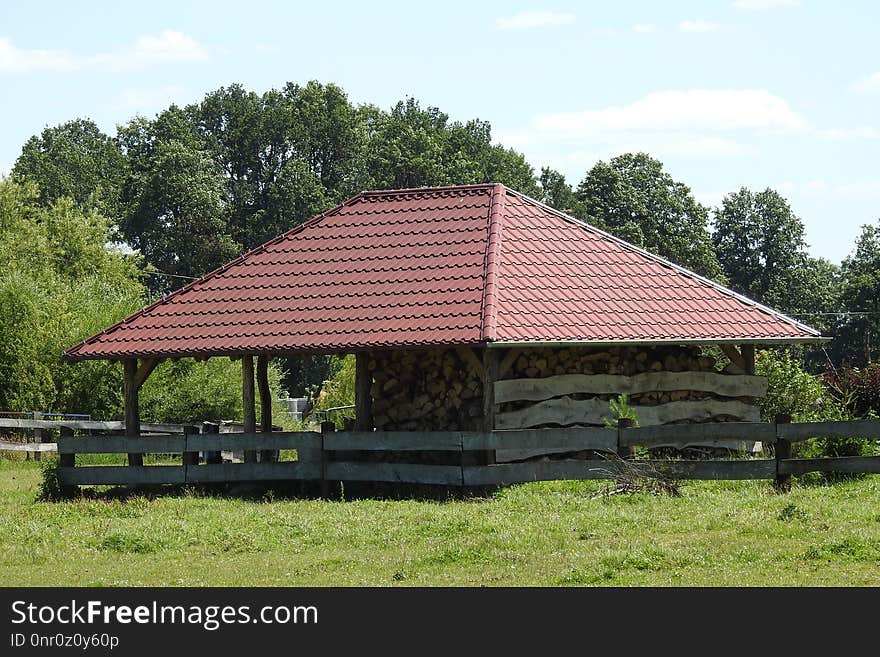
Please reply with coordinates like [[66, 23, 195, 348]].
[[64, 183, 824, 462]]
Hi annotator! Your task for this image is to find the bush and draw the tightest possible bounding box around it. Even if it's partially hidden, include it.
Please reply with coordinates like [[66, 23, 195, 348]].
[[825, 364, 880, 417], [311, 355, 355, 428], [37, 456, 66, 501], [757, 349, 877, 478]]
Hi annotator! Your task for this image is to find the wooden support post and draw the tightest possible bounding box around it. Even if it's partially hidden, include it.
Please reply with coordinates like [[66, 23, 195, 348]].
[[59, 426, 75, 497], [775, 413, 792, 492], [242, 355, 257, 463], [355, 352, 373, 431], [741, 344, 756, 375], [320, 420, 335, 498], [617, 417, 635, 459], [480, 347, 499, 465], [202, 422, 222, 464], [32, 411, 43, 462], [123, 359, 143, 467], [257, 354, 276, 463]]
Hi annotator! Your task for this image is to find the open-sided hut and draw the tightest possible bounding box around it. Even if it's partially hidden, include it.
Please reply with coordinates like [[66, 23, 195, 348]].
[[65, 184, 824, 463]]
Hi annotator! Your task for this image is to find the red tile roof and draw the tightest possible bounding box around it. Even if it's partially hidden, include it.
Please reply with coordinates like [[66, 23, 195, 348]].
[[65, 184, 822, 360]]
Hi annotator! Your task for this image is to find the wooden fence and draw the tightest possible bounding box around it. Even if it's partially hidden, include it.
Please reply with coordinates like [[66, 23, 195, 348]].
[[53, 419, 880, 490]]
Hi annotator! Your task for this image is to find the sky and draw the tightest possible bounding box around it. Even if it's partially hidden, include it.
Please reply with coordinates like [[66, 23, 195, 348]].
[[1, 0, 878, 264]]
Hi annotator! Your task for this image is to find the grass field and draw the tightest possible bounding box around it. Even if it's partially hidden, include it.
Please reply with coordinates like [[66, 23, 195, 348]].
[[1, 457, 879, 586]]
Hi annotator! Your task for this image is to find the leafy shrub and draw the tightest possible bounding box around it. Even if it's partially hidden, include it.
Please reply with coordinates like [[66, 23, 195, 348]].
[[37, 456, 64, 501], [311, 355, 356, 428], [825, 364, 880, 417]]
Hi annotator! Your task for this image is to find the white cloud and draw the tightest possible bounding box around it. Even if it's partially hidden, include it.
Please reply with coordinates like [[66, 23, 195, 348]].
[[0, 31, 208, 74], [678, 20, 719, 33], [695, 191, 728, 209], [632, 24, 657, 34], [851, 72, 880, 93], [495, 11, 575, 30], [816, 127, 880, 141], [533, 90, 807, 136], [732, 0, 800, 10]]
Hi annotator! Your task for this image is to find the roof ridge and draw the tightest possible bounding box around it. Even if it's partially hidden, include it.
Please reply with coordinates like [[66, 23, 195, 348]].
[[63, 191, 367, 360], [360, 183, 497, 197], [503, 187, 822, 338], [480, 184, 507, 342]]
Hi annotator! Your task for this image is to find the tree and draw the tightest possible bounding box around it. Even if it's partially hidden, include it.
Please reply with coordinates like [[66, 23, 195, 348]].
[[365, 98, 539, 195], [120, 135, 240, 282], [539, 167, 585, 218], [12, 118, 124, 219], [712, 187, 812, 309], [576, 153, 722, 279], [836, 221, 880, 365]]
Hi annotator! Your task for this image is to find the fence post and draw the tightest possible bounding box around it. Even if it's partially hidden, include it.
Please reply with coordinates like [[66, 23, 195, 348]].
[[202, 422, 222, 464], [32, 411, 44, 462], [182, 425, 200, 481], [320, 421, 335, 498], [59, 426, 75, 497], [774, 413, 792, 492], [617, 418, 635, 459]]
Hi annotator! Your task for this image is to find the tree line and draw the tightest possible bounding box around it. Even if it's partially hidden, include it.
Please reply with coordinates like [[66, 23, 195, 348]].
[[3, 79, 879, 419]]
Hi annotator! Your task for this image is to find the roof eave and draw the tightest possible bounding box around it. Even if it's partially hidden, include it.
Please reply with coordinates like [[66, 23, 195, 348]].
[[488, 336, 830, 348]]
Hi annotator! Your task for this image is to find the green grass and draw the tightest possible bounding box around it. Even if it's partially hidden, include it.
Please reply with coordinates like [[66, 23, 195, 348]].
[[1, 457, 879, 586]]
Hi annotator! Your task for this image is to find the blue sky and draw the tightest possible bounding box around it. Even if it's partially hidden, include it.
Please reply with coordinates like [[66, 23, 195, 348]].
[[1, 0, 877, 264]]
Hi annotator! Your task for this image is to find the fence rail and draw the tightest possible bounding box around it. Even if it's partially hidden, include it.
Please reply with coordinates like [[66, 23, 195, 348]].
[[52, 419, 880, 490]]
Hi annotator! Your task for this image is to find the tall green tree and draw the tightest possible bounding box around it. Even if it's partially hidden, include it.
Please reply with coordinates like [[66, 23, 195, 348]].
[[539, 167, 585, 218], [12, 118, 124, 219], [836, 221, 880, 364], [575, 153, 722, 279], [712, 187, 814, 310]]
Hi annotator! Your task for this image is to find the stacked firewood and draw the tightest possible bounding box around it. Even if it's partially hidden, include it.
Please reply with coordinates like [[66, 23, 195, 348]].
[[369, 349, 483, 431], [508, 345, 717, 378]]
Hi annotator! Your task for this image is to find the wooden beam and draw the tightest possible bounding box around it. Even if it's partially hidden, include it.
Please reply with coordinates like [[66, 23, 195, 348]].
[[456, 347, 485, 378], [134, 357, 162, 390], [498, 347, 522, 379], [242, 355, 257, 463], [482, 348, 499, 433], [720, 344, 746, 372], [741, 344, 756, 375], [355, 352, 373, 431], [256, 354, 275, 462], [123, 359, 143, 467]]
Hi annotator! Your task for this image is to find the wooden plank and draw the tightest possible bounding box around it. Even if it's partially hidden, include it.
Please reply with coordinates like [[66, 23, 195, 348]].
[[495, 397, 760, 430], [185, 462, 322, 483], [464, 428, 617, 452], [620, 422, 775, 447], [651, 459, 775, 480], [0, 441, 57, 452], [0, 419, 187, 432], [324, 461, 462, 485], [776, 420, 880, 442], [495, 371, 767, 404], [778, 456, 880, 476], [57, 436, 185, 454], [325, 431, 466, 451], [186, 432, 321, 452], [59, 466, 185, 486], [355, 352, 373, 431], [464, 460, 616, 486]]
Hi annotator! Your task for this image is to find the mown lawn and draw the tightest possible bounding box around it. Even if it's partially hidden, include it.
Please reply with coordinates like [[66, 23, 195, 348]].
[[0, 457, 878, 586]]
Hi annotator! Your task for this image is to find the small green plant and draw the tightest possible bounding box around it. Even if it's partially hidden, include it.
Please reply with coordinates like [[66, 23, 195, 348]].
[[37, 456, 63, 501], [604, 394, 640, 427]]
